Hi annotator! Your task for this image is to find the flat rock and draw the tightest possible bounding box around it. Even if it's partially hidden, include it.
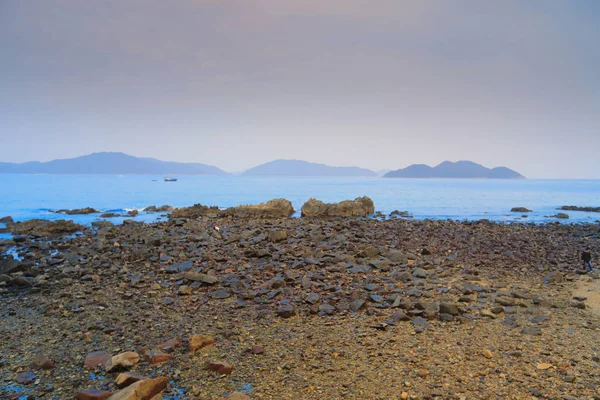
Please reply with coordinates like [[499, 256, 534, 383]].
[[76, 389, 113, 400], [85, 351, 112, 368], [189, 335, 215, 353], [106, 352, 140, 372]]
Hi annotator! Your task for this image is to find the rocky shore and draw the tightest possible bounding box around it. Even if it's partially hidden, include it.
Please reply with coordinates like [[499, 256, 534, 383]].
[[0, 197, 599, 399]]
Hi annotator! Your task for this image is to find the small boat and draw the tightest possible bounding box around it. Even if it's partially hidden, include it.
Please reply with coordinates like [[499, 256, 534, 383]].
[[164, 177, 178, 182]]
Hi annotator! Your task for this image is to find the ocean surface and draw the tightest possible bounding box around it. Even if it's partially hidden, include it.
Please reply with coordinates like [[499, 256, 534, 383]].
[[0, 175, 599, 230]]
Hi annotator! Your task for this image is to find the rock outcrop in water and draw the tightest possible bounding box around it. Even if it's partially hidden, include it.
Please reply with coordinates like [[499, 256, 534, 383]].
[[170, 204, 221, 219], [223, 198, 295, 218], [511, 207, 532, 213], [143, 205, 174, 212], [7, 219, 84, 236], [560, 205, 600, 213], [53, 207, 100, 215], [301, 196, 375, 217]]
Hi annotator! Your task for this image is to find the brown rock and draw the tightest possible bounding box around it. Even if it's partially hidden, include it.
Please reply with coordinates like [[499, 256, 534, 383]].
[[106, 352, 140, 372], [189, 335, 215, 353], [228, 393, 250, 400], [76, 389, 113, 400], [301, 196, 375, 218], [206, 361, 233, 375], [159, 338, 182, 352], [85, 351, 112, 368], [30, 353, 55, 370], [115, 372, 147, 389], [108, 377, 168, 400]]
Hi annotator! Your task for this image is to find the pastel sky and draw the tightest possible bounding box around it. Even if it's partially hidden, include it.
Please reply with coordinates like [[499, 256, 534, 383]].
[[1, 0, 599, 177]]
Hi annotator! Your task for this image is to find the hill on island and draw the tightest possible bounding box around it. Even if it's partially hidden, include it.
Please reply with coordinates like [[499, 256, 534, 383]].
[[0, 152, 228, 175], [384, 161, 524, 179], [243, 159, 378, 177]]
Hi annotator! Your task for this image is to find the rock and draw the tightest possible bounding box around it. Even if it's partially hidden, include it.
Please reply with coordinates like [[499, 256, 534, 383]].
[[189, 335, 215, 353], [511, 207, 532, 213], [30, 353, 55, 370], [227, 393, 250, 400], [301, 196, 375, 217], [171, 203, 221, 219], [54, 207, 99, 215], [412, 267, 428, 279], [183, 271, 218, 284], [85, 351, 112, 368], [9, 219, 83, 236], [0, 216, 14, 224], [268, 230, 287, 242], [108, 377, 168, 400], [16, 371, 36, 384], [305, 292, 320, 305], [144, 205, 173, 212], [145, 350, 173, 365], [105, 352, 140, 372], [205, 361, 233, 375], [159, 338, 182, 352], [76, 389, 113, 400], [552, 213, 569, 219], [536, 363, 552, 370], [127, 210, 138, 217], [543, 271, 563, 284], [277, 304, 296, 318], [100, 213, 120, 218], [439, 302, 459, 316], [0, 256, 23, 275], [115, 372, 146, 389], [224, 199, 295, 218], [521, 326, 542, 336], [319, 303, 336, 315], [349, 299, 365, 312], [411, 317, 428, 329], [385, 249, 409, 263], [211, 289, 231, 299], [559, 205, 600, 212], [483, 349, 493, 359]]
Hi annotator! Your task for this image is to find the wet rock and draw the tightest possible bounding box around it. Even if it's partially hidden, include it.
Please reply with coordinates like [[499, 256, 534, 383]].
[[76, 389, 113, 400], [105, 352, 140, 372], [144, 205, 173, 212], [301, 196, 375, 217], [205, 361, 233, 375], [10, 219, 83, 235], [511, 207, 532, 213], [54, 207, 99, 215], [189, 335, 215, 353]]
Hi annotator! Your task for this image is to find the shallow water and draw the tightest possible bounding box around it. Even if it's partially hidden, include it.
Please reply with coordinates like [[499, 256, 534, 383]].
[[0, 174, 599, 225]]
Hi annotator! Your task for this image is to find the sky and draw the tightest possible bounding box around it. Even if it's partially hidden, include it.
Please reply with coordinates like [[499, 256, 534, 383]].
[[1, 0, 599, 178]]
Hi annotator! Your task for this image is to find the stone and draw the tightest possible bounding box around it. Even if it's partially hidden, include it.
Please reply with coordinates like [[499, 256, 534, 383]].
[[439, 302, 459, 316], [108, 377, 168, 400], [483, 349, 493, 359], [0, 216, 14, 224], [268, 230, 287, 242], [228, 393, 250, 400], [318, 303, 336, 315], [224, 199, 295, 218], [543, 271, 563, 284], [183, 271, 218, 284], [189, 335, 215, 353], [159, 338, 182, 352], [412, 268, 428, 279], [16, 370, 36, 384], [305, 292, 320, 305], [85, 351, 112, 368], [115, 372, 147, 389], [30, 353, 55, 370], [205, 361, 233, 375], [105, 352, 140, 372], [277, 304, 296, 318], [301, 196, 375, 217], [349, 299, 365, 312], [511, 207, 532, 213], [76, 389, 113, 400]]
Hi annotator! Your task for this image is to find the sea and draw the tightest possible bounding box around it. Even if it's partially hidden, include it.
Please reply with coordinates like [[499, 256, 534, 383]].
[[0, 175, 599, 232]]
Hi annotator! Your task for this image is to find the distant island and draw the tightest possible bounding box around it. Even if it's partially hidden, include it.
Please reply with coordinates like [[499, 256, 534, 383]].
[[384, 161, 524, 179], [0, 152, 228, 175], [242, 159, 377, 177]]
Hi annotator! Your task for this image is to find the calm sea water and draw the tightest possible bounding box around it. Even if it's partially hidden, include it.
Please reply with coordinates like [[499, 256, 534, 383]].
[[0, 175, 599, 228]]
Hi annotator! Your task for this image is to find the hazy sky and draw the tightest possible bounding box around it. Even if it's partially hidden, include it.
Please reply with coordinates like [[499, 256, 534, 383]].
[[1, 1, 599, 178]]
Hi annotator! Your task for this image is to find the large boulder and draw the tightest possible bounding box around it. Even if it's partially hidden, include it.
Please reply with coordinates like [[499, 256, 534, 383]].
[[0, 256, 24, 275], [510, 207, 532, 213], [53, 207, 99, 215], [301, 196, 375, 218], [144, 205, 174, 212], [0, 216, 14, 224], [9, 219, 84, 236], [224, 199, 294, 219], [170, 204, 221, 219]]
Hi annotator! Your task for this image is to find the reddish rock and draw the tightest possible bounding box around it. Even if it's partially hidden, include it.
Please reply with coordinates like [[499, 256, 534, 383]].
[[189, 335, 215, 353], [159, 338, 182, 352], [140, 349, 173, 365], [226, 393, 250, 400], [205, 361, 233, 375], [30, 353, 55, 370], [115, 372, 146, 389], [84, 351, 111, 368], [76, 389, 113, 400], [108, 377, 168, 400]]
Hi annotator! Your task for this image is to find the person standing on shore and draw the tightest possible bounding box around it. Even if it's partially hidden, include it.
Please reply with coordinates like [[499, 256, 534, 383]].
[[582, 248, 593, 272]]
